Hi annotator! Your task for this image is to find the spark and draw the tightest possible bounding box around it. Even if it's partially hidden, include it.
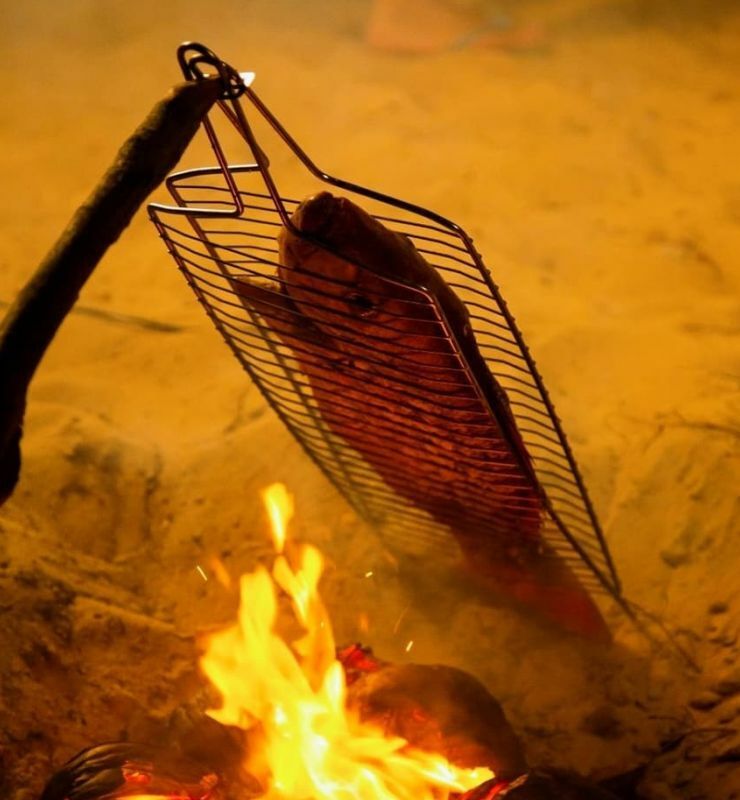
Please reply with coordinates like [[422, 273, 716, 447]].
[[392, 604, 411, 635], [364, 570, 374, 578], [196, 565, 208, 582], [405, 640, 414, 653]]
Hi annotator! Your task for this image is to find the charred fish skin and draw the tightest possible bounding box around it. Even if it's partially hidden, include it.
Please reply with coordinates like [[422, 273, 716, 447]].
[[234, 192, 608, 639]]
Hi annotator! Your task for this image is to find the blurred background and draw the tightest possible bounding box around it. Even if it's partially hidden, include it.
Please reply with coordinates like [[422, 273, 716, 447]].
[[1, 1, 739, 798]]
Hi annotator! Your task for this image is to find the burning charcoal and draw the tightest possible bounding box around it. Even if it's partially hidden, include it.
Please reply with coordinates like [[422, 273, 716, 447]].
[[39, 741, 219, 800], [346, 662, 527, 779], [336, 642, 386, 684], [462, 770, 624, 800], [497, 769, 621, 799]]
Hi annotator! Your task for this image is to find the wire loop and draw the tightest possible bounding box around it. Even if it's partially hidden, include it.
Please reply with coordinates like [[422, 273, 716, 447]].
[[177, 41, 246, 100]]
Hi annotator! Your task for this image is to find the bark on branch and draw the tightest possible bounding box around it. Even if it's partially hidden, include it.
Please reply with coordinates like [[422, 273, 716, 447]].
[[0, 76, 222, 503]]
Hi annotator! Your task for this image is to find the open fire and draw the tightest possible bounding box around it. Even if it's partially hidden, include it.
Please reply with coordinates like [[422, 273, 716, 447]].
[[201, 483, 491, 800], [128, 484, 493, 800]]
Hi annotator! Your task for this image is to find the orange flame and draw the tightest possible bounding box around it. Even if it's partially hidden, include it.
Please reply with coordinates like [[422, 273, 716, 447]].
[[261, 483, 293, 553], [199, 483, 493, 800]]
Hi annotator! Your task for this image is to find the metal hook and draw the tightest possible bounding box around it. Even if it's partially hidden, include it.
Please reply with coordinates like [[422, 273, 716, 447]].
[[177, 41, 247, 100]]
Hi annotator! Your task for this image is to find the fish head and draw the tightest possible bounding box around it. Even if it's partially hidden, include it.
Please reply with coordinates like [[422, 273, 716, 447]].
[[278, 192, 442, 349]]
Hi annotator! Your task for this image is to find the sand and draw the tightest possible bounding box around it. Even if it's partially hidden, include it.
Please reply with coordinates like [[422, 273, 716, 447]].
[[1, 1, 739, 798]]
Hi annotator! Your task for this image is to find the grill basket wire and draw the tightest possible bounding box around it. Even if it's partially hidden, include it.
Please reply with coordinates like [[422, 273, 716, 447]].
[[149, 44, 621, 612]]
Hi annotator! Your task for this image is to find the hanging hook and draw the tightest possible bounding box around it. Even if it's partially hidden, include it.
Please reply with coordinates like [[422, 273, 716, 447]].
[[177, 41, 248, 100]]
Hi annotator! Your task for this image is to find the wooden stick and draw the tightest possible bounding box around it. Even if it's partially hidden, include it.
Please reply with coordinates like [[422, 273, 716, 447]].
[[0, 76, 222, 504]]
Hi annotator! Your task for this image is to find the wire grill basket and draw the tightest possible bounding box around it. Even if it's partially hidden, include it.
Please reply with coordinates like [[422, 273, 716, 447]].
[[149, 44, 622, 626]]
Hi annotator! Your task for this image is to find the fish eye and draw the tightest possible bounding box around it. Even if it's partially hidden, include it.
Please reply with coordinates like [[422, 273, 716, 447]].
[[345, 292, 376, 317]]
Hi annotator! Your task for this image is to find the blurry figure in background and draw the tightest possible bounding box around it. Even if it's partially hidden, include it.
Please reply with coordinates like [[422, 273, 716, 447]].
[[366, 0, 545, 54]]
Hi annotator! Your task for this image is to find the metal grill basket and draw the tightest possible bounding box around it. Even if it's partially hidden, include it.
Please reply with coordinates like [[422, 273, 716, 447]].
[[149, 44, 622, 624]]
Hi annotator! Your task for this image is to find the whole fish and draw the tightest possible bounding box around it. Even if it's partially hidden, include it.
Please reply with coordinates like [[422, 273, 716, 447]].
[[234, 192, 607, 638]]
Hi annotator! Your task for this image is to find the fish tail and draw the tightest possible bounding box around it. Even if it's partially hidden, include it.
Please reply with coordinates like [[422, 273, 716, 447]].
[[456, 531, 610, 640]]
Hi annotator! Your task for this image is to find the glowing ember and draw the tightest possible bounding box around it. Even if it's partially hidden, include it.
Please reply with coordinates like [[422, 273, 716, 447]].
[[199, 483, 493, 800]]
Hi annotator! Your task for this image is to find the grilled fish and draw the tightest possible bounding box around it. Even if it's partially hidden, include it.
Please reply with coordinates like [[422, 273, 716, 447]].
[[234, 192, 608, 638]]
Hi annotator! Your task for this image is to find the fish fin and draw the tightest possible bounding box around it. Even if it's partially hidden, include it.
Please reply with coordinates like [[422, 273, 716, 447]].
[[231, 276, 332, 350]]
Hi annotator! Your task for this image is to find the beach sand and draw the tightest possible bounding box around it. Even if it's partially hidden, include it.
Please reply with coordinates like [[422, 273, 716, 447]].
[[1, 1, 739, 797]]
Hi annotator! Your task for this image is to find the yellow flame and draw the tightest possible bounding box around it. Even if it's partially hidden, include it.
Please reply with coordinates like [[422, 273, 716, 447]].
[[262, 483, 294, 553], [199, 484, 493, 800]]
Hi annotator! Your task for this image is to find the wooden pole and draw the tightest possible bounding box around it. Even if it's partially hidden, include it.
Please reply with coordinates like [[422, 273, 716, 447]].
[[0, 76, 222, 503]]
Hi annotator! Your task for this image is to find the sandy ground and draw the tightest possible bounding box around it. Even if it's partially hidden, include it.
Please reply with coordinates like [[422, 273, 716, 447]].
[[1, 1, 739, 797]]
